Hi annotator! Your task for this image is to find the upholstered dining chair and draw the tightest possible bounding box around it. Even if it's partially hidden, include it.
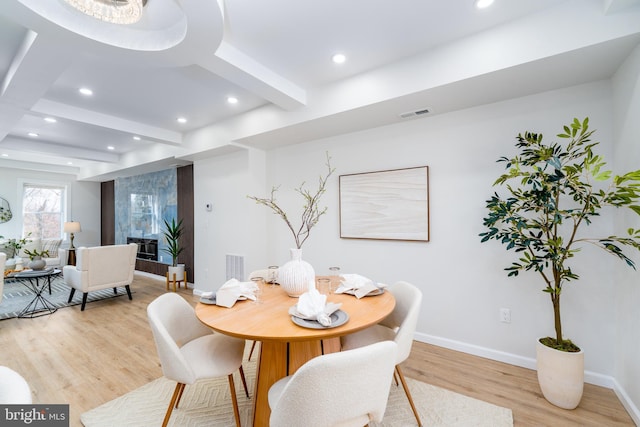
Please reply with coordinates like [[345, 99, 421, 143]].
[[147, 293, 249, 427], [268, 340, 398, 427], [0, 366, 32, 404], [341, 281, 424, 426]]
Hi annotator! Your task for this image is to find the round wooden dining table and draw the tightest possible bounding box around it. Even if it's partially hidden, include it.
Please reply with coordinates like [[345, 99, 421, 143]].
[[195, 281, 395, 427]]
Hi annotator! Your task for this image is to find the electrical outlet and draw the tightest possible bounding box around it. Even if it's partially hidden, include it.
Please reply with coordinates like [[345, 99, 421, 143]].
[[500, 308, 511, 323]]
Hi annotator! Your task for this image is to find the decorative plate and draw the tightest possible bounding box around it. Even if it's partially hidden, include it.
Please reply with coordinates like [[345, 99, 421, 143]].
[[291, 309, 349, 329]]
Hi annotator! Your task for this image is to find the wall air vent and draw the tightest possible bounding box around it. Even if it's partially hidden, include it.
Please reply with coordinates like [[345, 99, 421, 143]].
[[399, 108, 430, 119]]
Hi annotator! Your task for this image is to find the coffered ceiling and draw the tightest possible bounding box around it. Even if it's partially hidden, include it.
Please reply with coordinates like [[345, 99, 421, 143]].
[[0, 0, 639, 181]]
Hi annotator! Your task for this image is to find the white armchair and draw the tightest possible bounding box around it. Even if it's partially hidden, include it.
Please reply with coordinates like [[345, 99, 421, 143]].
[[63, 243, 137, 311]]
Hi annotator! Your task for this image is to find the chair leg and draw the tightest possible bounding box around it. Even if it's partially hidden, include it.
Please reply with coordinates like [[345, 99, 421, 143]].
[[175, 383, 186, 408], [162, 383, 183, 427], [396, 365, 422, 427], [67, 288, 76, 303], [113, 287, 117, 294], [81, 293, 88, 311], [239, 366, 250, 398], [228, 374, 241, 427], [393, 370, 399, 386], [125, 285, 132, 300], [248, 341, 257, 361]]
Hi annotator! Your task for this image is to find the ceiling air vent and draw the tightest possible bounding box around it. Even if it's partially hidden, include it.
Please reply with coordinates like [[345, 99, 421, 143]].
[[399, 108, 430, 119]]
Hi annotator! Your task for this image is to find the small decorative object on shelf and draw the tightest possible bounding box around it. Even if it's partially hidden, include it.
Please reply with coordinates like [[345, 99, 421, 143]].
[[248, 153, 335, 297]]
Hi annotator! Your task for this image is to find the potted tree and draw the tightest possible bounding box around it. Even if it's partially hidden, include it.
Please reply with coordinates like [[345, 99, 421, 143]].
[[480, 118, 640, 409], [162, 218, 185, 282]]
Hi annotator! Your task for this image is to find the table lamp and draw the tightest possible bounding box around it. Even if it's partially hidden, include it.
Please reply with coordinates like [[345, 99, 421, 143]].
[[64, 221, 82, 249]]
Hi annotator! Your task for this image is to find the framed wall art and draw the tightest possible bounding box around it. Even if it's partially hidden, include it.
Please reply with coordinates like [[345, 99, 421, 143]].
[[339, 166, 429, 242]]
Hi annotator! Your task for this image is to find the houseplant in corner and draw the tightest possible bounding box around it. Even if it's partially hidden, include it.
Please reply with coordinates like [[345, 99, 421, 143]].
[[248, 153, 335, 297], [479, 118, 640, 409], [162, 218, 185, 281]]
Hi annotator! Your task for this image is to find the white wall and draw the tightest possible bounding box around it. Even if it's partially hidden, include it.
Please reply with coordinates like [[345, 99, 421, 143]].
[[192, 80, 637, 385], [193, 148, 269, 290], [612, 43, 640, 422], [0, 167, 101, 247]]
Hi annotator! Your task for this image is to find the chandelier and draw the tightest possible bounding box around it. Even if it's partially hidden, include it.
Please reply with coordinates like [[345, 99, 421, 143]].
[[64, 0, 146, 25]]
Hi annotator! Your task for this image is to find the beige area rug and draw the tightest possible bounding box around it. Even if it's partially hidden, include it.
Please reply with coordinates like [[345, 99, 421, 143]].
[[81, 356, 513, 427]]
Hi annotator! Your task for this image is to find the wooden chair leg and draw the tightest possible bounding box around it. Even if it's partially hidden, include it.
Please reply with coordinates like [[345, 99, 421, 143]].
[[248, 341, 257, 361], [393, 370, 399, 386], [166, 272, 170, 291], [396, 365, 422, 427], [228, 374, 241, 427], [125, 285, 132, 300], [238, 366, 250, 398], [162, 383, 183, 427], [67, 288, 76, 303], [80, 293, 88, 311], [175, 382, 186, 408]]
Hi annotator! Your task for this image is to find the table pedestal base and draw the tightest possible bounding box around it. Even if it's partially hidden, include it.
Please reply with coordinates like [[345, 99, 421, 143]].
[[252, 337, 340, 427]]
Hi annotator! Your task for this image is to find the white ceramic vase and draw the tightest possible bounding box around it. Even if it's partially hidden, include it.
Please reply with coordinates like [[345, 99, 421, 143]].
[[536, 339, 584, 409], [28, 256, 46, 270], [278, 248, 315, 297]]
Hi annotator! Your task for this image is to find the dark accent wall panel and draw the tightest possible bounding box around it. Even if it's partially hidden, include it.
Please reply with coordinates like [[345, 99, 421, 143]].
[[101, 180, 115, 245], [177, 164, 194, 282], [101, 168, 194, 280]]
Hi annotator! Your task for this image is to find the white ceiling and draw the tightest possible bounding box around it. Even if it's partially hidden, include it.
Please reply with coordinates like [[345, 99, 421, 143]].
[[0, 0, 639, 181]]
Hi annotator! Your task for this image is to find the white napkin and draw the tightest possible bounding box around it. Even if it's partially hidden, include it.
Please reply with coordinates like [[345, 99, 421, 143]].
[[334, 273, 385, 299], [201, 291, 215, 300], [289, 288, 342, 326], [215, 278, 257, 308]]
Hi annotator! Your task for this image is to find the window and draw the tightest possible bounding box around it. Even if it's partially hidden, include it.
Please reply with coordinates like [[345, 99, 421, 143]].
[[22, 184, 66, 239]]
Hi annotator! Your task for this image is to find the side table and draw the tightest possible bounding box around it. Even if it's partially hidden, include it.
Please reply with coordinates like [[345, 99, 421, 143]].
[[67, 248, 76, 266]]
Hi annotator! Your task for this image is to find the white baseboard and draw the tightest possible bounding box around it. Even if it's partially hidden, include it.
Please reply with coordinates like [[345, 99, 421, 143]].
[[612, 378, 640, 426], [414, 332, 639, 423]]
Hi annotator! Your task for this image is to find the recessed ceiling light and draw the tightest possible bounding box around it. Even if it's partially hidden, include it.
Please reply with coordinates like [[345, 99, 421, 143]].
[[475, 0, 494, 9], [332, 53, 347, 64], [133, 136, 141, 141], [107, 146, 115, 150], [1, 153, 8, 157], [79, 87, 93, 96], [177, 117, 187, 124], [227, 96, 238, 104], [44, 117, 57, 123], [67, 161, 73, 165], [28, 132, 39, 137]]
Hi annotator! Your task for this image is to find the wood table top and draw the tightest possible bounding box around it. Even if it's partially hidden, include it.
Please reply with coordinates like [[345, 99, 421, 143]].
[[195, 284, 395, 342]]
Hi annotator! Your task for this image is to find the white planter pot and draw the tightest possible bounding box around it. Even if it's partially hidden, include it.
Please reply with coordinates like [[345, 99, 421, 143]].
[[536, 339, 584, 409], [278, 248, 315, 297], [168, 264, 185, 281]]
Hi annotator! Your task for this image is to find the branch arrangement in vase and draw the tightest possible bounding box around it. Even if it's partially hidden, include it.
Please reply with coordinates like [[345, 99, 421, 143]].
[[248, 152, 335, 249]]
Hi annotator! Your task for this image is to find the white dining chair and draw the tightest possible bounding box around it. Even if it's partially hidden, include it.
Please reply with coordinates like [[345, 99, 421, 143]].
[[341, 281, 424, 426], [268, 340, 398, 427], [0, 366, 32, 404], [147, 293, 249, 427]]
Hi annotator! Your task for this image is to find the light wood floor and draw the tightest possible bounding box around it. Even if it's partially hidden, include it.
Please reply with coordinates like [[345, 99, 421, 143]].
[[0, 274, 634, 427]]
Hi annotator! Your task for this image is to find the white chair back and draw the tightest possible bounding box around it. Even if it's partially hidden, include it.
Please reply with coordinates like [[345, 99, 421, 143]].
[[147, 293, 213, 384], [380, 281, 423, 363], [269, 341, 397, 427]]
